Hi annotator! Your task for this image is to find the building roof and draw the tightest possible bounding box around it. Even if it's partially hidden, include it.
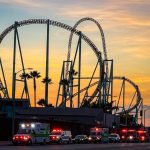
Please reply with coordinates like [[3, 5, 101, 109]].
[[15, 107, 103, 117], [15, 107, 104, 125]]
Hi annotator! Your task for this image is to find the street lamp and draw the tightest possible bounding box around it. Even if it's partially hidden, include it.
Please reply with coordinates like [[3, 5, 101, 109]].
[[12, 67, 33, 136], [14, 67, 33, 98], [144, 108, 150, 128], [15, 67, 33, 75]]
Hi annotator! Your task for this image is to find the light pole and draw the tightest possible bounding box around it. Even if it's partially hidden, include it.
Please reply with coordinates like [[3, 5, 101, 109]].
[[144, 108, 150, 128], [12, 67, 32, 136], [15, 67, 33, 76]]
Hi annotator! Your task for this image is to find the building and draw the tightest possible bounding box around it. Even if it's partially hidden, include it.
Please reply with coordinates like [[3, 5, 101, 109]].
[[0, 98, 120, 140]]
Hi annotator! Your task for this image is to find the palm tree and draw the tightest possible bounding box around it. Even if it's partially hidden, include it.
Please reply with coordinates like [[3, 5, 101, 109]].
[[41, 77, 52, 106], [41, 77, 52, 84], [37, 98, 46, 107], [19, 72, 31, 99], [37, 98, 54, 107], [60, 79, 70, 106], [81, 98, 90, 108], [60, 79, 69, 86], [69, 69, 78, 77], [29, 71, 41, 107]]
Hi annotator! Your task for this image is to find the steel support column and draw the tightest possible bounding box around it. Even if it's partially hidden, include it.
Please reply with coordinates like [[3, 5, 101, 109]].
[[12, 21, 17, 136], [45, 19, 50, 106], [98, 55, 102, 106], [16, 30, 30, 104], [78, 32, 82, 108], [0, 58, 9, 98]]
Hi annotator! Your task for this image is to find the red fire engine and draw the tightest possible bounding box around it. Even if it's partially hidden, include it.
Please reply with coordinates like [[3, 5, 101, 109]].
[[120, 128, 148, 142]]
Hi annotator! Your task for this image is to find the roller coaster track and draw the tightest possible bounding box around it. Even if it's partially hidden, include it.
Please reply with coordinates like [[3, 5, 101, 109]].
[[60, 76, 142, 114], [0, 19, 102, 109], [66, 17, 108, 78], [0, 18, 142, 115], [0, 19, 101, 60], [113, 76, 142, 114]]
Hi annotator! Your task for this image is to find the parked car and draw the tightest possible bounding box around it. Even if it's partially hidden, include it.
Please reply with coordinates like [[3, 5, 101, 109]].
[[73, 135, 89, 144], [101, 132, 109, 143], [109, 133, 120, 143]]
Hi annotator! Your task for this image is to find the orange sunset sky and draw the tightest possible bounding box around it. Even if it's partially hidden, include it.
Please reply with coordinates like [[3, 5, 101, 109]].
[[0, 0, 150, 126]]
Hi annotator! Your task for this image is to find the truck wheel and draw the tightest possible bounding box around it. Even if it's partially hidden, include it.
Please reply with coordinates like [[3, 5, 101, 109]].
[[27, 140, 32, 146], [43, 139, 46, 145], [69, 138, 72, 144], [59, 139, 63, 144]]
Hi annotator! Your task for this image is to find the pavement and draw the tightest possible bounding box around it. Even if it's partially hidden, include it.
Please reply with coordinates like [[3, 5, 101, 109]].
[[0, 142, 150, 150], [0, 141, 11, 146]]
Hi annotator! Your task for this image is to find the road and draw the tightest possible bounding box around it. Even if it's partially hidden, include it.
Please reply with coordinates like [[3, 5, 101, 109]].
[[0, 143, 150, 150]]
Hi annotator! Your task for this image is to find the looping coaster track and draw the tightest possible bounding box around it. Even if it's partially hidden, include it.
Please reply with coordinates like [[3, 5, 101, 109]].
[[0, 18, 143, 123]]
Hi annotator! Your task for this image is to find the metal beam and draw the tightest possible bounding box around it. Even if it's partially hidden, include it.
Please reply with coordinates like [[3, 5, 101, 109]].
[[45, 19, 50, 106], [16, 30, 30, 104], [0, 58, 9, 98], [12, 21, 17, 137], [81, 59, 99, 104], [78, 32, 82, 108]]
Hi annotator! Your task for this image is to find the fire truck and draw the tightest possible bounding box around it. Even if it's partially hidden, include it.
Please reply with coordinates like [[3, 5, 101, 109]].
[[12, 123, 50, 145], [89, 127, 109, 143], [120, 128, 149, 142], [136, 130, 149, 142]]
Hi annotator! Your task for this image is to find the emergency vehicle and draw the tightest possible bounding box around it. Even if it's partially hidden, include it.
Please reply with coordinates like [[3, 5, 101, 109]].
[[120, 128, 149, 143], [126, 129, 136, 142], [89, 127, 109, 143], [12, 123, 50, 145], [49, 129, 72, 144], [136, 130, 149, 142], [120, 128, 128, 142]]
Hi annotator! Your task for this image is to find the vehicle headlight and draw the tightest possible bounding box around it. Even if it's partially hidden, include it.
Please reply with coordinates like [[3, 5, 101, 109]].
[[21, 124, 25, 128], [88, 137, 92, 140], [56, 136, 59, 139], [31, 123, 35, 128], [129, 136, 133, 140]]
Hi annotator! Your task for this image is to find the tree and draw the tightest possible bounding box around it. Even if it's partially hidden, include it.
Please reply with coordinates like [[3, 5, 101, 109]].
[[91, 101, 99, 108], [41, 77, 53, 106], [37, 98, 54, 107], [60, 79, 70, 106], [41, 77, 52, 85], [60, 79, 69, 96], [69, 69, 78, 77], [19, 72, 31, 98], [37, 98, 46, 107], [81, 98, 91, 108], [29, 71, 41, 107]]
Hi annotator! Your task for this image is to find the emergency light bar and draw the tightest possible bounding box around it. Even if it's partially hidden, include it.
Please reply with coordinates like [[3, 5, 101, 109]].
[[52, 129, 62, 132], [21, 123, 35, 128]]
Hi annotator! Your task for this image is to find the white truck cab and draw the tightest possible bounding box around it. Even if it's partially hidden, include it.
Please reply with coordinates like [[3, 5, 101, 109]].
[[12, 123, 50, 145], [49, 129, 72, 144]]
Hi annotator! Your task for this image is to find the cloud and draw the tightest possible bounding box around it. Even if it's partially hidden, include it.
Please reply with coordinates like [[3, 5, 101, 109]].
[[0, 0, 45, 8], [57, 0, 150, 28], [0, 0, 150, 108]]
